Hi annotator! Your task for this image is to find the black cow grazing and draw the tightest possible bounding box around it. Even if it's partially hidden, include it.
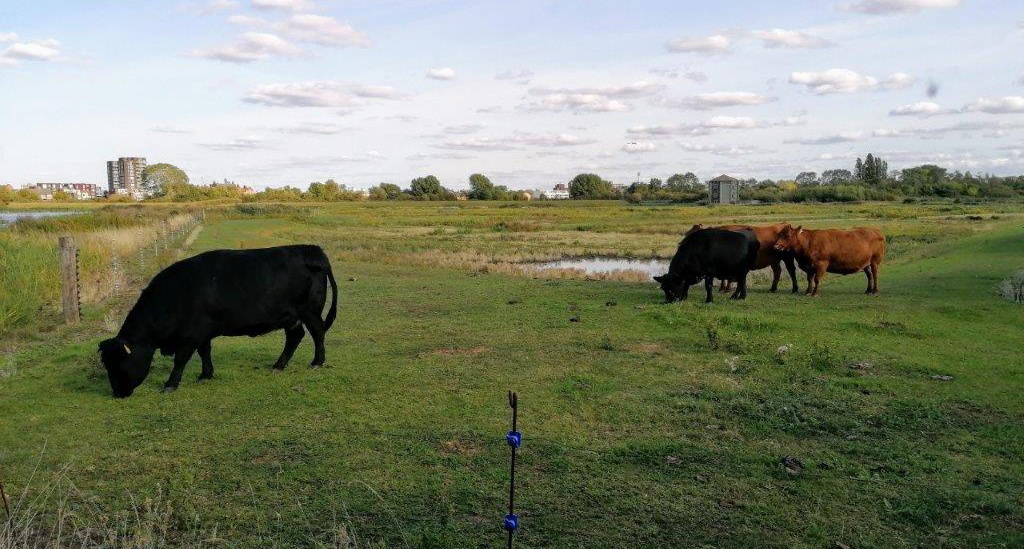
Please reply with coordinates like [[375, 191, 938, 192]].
[[98, 245, 338, 397], [653, 228, 759, 303]]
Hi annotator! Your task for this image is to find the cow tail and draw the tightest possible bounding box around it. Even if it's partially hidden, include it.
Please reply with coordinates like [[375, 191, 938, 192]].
[[324, 261, 338, 330]]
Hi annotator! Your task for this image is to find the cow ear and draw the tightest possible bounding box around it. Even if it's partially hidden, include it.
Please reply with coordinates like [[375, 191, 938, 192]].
[[653, 275, 664, 283]]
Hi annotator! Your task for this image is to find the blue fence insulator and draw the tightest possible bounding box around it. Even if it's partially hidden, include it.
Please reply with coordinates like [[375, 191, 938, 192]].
[[503, 513, 519, 532], [506, 431, 522, 448]]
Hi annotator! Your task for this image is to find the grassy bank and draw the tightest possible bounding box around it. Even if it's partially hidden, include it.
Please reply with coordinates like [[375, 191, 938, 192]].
[[1, 200, 1022, 548], [0, 207, 202, 337]]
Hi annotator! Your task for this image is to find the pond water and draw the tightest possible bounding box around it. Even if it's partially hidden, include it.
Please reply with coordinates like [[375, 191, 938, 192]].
[[535, 257, 669, 279], [0, 210, 80, 227]]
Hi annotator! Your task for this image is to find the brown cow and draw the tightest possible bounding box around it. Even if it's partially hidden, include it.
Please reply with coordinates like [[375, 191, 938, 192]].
[[772, 225, 886, 296], [686, 223, 799, 293]]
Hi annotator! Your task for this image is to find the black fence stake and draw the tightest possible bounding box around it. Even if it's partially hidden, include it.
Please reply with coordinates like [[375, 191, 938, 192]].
[[504, 391, 521, 548]]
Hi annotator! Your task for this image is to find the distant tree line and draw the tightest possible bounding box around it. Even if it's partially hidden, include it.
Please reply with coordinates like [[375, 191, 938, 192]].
[[5, 156, 1023, 206]]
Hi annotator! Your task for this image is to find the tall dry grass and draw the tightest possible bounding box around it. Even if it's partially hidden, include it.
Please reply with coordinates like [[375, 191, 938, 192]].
[[0, 212, 201, 335]]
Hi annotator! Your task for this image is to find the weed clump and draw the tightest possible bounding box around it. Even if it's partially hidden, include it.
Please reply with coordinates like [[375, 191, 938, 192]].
[[998, 269, 1024, 303]]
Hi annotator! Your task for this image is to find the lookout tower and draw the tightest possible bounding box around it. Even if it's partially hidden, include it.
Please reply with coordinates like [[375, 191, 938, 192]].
[[708, 174, 739, 204]]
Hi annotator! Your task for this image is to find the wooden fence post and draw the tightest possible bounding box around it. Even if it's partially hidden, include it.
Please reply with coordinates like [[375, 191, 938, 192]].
[[59, 235, 80, 324]]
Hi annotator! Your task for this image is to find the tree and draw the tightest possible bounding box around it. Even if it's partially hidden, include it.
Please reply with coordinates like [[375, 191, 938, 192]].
[[568, 173, 617, 199], [795, 172, 819, 186], [666, 172, 702, 191], [900, 165, 947, 187], [648, 177, 663, 190], [51, 190, 75, 202], [854, 158, 864, 180], [467, 173, 496, 200], [821, 169, 853, 185], [142, 163, 189, 197], [0, 185, 15, 206], [409, 175, 443, 197]]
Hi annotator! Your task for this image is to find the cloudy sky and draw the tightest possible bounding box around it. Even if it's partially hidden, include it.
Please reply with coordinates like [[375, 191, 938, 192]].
[[1, 0, 1023, 190]]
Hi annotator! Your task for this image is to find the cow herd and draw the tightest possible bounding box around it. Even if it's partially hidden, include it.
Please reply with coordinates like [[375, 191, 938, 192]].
[[98, 222, 886, 398], [654, 222, 886, 303]]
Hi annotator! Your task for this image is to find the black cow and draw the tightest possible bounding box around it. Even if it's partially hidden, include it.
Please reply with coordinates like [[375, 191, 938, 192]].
[[653, 228, 759, 303], [98, 245, 338, 397]]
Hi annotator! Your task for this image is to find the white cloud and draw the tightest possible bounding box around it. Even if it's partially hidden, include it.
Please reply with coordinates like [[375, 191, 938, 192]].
[[658, 91, 775, 110], [278, 14, 369, 48], [228, 14, 267, 26], [252, 0, 311, 11], [276, 122, 349, 134], [628, 116, 762, 137], [198, 136, 270, 151], [889, 100, 955, 117], [962, 96, 1024, 114], [784, 132, 865, 145], [512, 133, 596, 147], [0, 32, 17, 42], [1, 38, 61, 66], [437, 137, 518, 151], [841, 0, 961, 15], [243, 81, 402, 107], [751, 29, 833, 48], [789, 69, 914, 94], [622, 141, 657, 153], [202, 0, 239, 13], [678, 142, 771, 155], [188, 32, 300, 63], [426, 67, 456, 80], [666, 34, 732, 55], [522, 81, 662, 113], [442, 124, 485, 135], [151, 125, 193, 134], [495, 69, 532, 84]]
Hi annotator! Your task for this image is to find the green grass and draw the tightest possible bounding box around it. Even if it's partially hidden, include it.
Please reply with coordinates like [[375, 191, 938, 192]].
[[1, 201, 1022, 548]]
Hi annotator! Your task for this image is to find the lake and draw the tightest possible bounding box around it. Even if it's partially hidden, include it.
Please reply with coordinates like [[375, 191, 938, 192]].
[[534, 257, 669, 279], [0, 211, 80, 227]]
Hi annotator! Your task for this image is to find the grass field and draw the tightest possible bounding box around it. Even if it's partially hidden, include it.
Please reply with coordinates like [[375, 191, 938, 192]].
[[1, 201, 1023, 548]]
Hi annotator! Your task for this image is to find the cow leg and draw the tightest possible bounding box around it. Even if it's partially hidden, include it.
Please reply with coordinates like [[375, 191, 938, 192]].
[[811, 264, 827, 296], [272, 322, 305, 370], [770, 260, 782, 290], [300, 313, 327, 368], [804, 270, 814, 295], [870, 262, 881, 295], [784, 256, 799, 293], [732, 273, 748, 300], [704, 276, 714, 304], [163, 347, 196, 392], [863, 266, 874, 294], [197, 339, 214, 380]]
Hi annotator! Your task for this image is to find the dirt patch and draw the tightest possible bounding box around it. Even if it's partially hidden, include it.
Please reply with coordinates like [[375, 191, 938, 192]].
[[440, 439, 480, 456], [420, 346, 489, 358], [624, 342, 667, 355]]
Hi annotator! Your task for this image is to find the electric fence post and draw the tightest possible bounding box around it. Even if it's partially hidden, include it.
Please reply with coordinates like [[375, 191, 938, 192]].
[[503, 391, 521, 548]]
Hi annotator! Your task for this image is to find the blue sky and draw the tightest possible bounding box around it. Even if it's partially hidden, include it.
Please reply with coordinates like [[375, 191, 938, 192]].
[[1, 0, 1023, 189]]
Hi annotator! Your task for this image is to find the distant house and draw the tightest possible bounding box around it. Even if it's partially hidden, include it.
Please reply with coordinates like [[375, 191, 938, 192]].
[[25, 182, 101, 200], [541, 183, 571, 200], [708, 174, 740, 204]]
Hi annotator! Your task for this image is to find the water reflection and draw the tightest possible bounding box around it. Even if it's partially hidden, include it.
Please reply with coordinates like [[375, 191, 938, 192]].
[[0, 211, 79, 227], [535, 257, 669, 279]]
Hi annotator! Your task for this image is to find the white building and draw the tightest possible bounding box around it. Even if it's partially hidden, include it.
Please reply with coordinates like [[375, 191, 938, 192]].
[[106, 157, 149, 199], [541, 183, 571, 200], [25, 182, 101, 200]]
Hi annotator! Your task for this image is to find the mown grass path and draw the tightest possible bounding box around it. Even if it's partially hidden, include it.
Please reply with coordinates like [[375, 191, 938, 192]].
[[1, 210, 1022, 548]]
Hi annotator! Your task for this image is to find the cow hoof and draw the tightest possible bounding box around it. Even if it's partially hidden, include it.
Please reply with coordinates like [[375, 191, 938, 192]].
[[310, 363, 324, 370], [161, 385, 178, 393], [197, 375, 213, 382]]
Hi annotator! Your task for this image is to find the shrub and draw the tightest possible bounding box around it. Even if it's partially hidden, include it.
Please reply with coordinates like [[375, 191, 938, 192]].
[[999, 270, 1024, 303]]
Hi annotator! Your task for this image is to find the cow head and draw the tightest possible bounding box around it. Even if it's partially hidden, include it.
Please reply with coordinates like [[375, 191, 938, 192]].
[[98, 338, 154, 398], [773, 224, 803, 252], [654, 272, 689, 303]]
